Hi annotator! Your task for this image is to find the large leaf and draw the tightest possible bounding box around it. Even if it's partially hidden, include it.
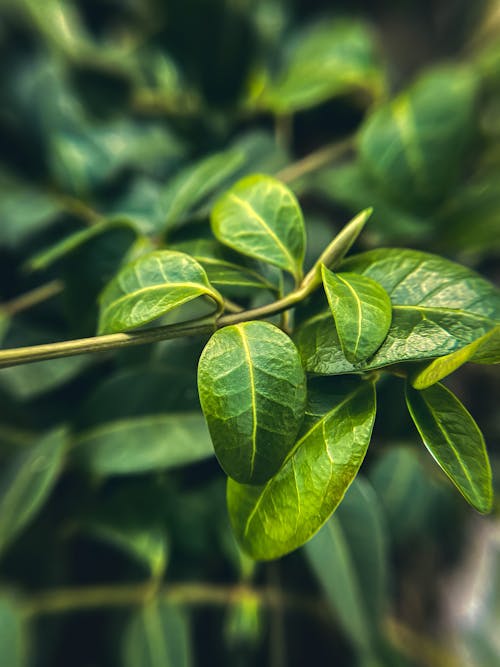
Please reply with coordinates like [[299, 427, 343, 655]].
[[0, 428, 67, 554], [296, 249, 500, 374], [123, 600, 192, 667], [260, 19, 384, 113], [405, 383, 493, 513], [227, 377, 377, 560], [198, 322, 306, 485], [0, 596, 28, 667], [305, 478, 388, 661], [211, 175, 306, 283], [160, 149, 246, 229], [72, 413, 214, 476], [411, 325, 500, 389], [359, 66, 479, 206], [321, 266, 392, 363], [98, 250, 223, 334]]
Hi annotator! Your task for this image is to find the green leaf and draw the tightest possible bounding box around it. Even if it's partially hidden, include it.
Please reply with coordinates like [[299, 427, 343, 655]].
[[28, 219, 138, 271], [211, 175, 306, 283], [260, 19, 384, 113], [411, 325, 500, 389], [405, 383, 493, 513], [305, 478, 388, 660], [358, 66, 479, 206], [321, 266, 392, 363], [72, 413, 213, 476], [98, 250, 223, 334], [0, 595, 29, 667], [160, 149, 246, 229], [0, 428, 67, 554], [296, 249, 500, 374], [227, 377, 377, 560], [123, 600, 192, 667], [198, 322, 306, 485]]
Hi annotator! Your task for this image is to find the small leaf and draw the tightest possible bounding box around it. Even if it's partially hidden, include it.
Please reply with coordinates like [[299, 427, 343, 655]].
[[160, 149, 246, 229], [359, 66, 479, 206], [321, 266, 392, 363], [405, 383, 493, 513], [123, 600, 192, 667], [227, 377, 377, 560], [211, 174, 306, 283], [0, 428, 67, 554], [198, 322, 306, 485], [305, 478, 388, 659], [411, 325, 500, 389], [72, 413, 214, 476], [28, 219, 138, 271], [98, 250, 223, 334], [0, 595, 29, 667]]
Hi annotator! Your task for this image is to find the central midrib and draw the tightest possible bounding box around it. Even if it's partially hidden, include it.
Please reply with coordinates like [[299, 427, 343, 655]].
[[237, 327, 258, 478]]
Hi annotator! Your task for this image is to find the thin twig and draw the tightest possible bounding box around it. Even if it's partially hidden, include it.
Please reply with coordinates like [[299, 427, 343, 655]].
[[2, 280, 64, 317], [275, 136, 354, 184]]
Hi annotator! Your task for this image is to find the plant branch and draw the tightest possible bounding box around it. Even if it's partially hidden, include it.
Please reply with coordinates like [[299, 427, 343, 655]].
[[1, 280, 64, 317], [275, 135, 354, 184]]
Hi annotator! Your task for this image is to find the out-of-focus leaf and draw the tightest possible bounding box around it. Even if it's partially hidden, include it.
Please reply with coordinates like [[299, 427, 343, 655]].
[[0, 428, 67, 555], [198, 322, 306, 484], [160, 149, 246, 229], [123, 600, 192, 667], [0, 595, 28, 667], [305, 478, 388, 662], [72, 413, 214, 476], [98, 250, 223, 334], [411, 325, 500, 388], [260, 19, 384, 113], [28, 219, 139, 271], [321, 266, 392, 363], [406, 383, 493, 513], [227, 377, 377, 560], [211, 174, 306, 283], [359, 66, 479, 206]]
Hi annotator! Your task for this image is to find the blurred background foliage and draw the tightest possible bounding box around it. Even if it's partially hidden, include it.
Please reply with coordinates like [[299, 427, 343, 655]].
[[0, 0, 499, 665]]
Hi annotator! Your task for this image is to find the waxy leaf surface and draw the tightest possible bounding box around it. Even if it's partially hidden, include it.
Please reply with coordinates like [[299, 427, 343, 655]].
[[198, 322, 306, 485], [297, 249, 500, 374], [322, 266, 391, 363], [359, 66, 478, 206], [98, 250, 223, 334], [406, 383, 492, 513], [227, 377, 376, 559], [211, 175, 306, 283]]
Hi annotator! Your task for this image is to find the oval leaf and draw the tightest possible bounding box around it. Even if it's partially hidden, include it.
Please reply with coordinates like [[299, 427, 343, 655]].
[[198, 321, 306, 485], [321, 266, 392, 363], [0, 428, 67, 555], [72, 413, 214, 476], [211, 175, 306, 283], [123, 600, 192, 667], [98, 250, 223, 334], [227, 377, 377, 560], [405, 383, 493, 513], [359, 66, 478, 206]]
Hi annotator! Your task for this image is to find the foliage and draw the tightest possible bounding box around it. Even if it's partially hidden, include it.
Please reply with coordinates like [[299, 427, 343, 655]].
[[0, 0, 499, 665]]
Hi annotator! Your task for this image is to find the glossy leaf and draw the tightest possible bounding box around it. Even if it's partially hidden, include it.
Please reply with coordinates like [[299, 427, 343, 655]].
[[359, 66, 479, 206], [123, 600, 192, 667], [0, 428, 67, 554], [160, 149, 246, 229], [305, 478, 388, 659], [0, 596, 28, 667], [211, 175, 306, 283], [72, 413, 214, 476], [227, 377, 377, 560], [198, 321, 306, 484], [321, 266, 392, 363], [28, 219, 138, 271], [261, 19, 384, 113], [405, 383, 493, 513], [411, 325, 500, 389], [98, 250, 223, 334]]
